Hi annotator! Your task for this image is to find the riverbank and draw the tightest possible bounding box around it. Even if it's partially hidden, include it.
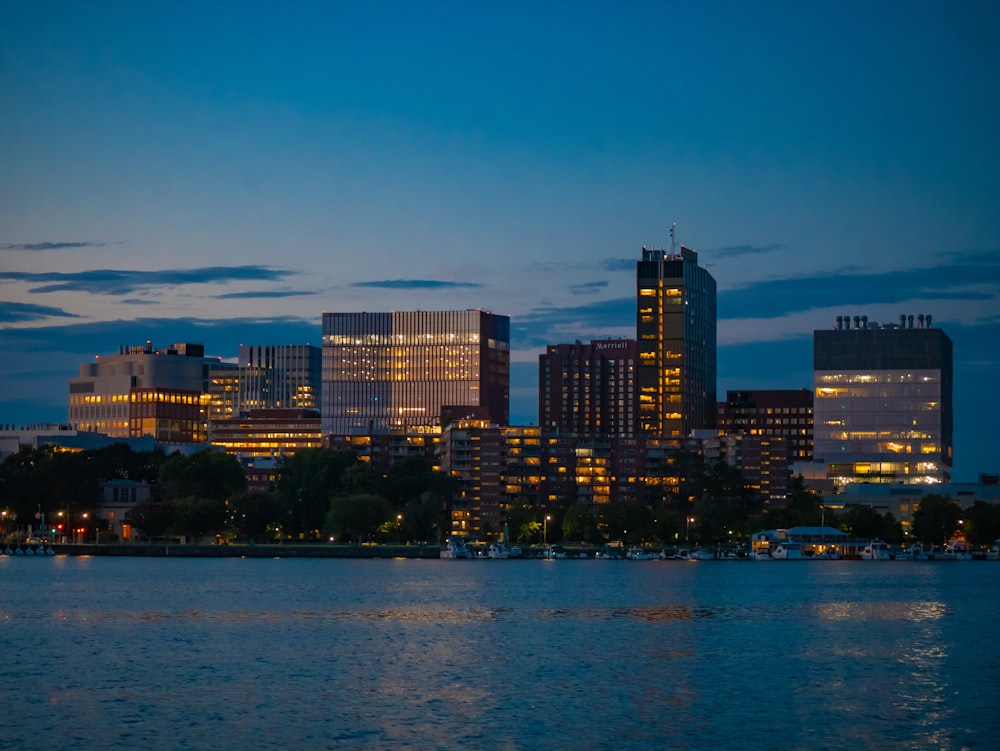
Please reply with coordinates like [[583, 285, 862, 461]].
[[40, 542, 442, 558]]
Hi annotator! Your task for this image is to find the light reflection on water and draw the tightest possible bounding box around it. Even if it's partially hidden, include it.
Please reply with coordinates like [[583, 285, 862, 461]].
[[1, 556, 997, 750]]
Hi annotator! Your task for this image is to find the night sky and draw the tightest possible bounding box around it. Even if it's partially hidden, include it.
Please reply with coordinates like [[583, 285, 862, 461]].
[[1, 1, 997, 480]]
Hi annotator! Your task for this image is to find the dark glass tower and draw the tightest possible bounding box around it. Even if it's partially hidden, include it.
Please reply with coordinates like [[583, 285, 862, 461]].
[[636, 244, 717, 440], [813, 314, 953, 485]]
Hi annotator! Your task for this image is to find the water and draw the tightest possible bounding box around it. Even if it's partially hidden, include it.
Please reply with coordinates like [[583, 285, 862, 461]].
[[1, 556, 998, 750]]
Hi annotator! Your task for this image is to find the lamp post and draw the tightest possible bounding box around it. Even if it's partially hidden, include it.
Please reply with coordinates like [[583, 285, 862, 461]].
[[686, 516, 695, 545], [544, 515, 551, 546], [396, 514, 403, 544]]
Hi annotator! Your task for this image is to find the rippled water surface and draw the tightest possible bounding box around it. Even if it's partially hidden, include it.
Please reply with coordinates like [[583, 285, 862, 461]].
[[1, 556, 998, 750]]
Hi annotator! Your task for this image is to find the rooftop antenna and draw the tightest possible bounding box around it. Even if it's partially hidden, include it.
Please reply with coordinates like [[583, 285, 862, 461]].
[[670, 222, 677, 255]]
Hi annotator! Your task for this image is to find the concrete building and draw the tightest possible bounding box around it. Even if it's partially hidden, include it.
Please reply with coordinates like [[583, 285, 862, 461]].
[[636, 239, 717, 440], [539, 338, 636, 437], [814, 314, 952, 487], [826, 481, 1000, 534], [68, 341, 219, 444], [321, 309, 510, 436]]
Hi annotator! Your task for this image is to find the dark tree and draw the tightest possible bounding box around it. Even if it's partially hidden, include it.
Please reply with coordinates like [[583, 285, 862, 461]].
[[962, 500, 1000, 547], [226, 490, 286, 542], [157, 450, 246, 503], [911, 494, 962, 545], [324, 493, 392, 544], [276, 448, 358, 538]]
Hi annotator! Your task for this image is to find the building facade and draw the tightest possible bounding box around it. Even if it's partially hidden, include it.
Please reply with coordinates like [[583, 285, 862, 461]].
[[813, 314, 953, 486], [538, 338, 636, 437], [716, 389, 815, 507], [636, 243, 717, 440], [237, 344, 321, 415], [321, 310, 510, 436], [68, 342, 216, 444]]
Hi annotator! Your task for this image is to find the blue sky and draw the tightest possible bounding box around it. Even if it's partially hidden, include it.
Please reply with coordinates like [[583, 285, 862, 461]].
[[1, 1, 997, 480]]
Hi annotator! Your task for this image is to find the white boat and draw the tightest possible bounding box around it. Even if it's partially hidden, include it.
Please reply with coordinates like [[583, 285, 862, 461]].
[[440, 538, 472, 559], [628, 546, 654, 560], [939, 534, 972, 561], [487, 542, 510, 559], [689, 549, 715, 561], [673, 548, 691, 560], [771, 541, 804, 560], [900, 543, 935, 561], [860, 540, 892, 560]]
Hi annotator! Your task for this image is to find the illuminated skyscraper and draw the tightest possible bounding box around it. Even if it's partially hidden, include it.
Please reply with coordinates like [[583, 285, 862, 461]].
[[636, 242, 717, 440], [813, 314, 953, 486], [321, 309, 510, 436]]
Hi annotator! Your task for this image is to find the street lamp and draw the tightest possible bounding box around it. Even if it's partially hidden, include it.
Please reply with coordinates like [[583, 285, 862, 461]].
[[544, 515, 551, 546], [396, 514, 403, 544], [686, 516, 695, 545]]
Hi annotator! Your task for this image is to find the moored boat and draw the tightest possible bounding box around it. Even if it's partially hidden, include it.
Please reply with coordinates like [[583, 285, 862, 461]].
[[860, 540, 892, 560], [440, 537, 472, 559], [939, 534, 972, 561]]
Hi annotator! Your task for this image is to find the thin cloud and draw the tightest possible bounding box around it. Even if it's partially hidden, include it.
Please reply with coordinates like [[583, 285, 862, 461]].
[[215, 290, 318, 300], [514, 296, 634, 348], [710, 243, 785, 258], [720, 256, 1000, 319], [568, 281, 608, 295], [0, 301, 81, 323], [600, 258, 636, 273], [352, 279, 483, 290], [0, 241, 112, 251], [0, 266, 293, 295]]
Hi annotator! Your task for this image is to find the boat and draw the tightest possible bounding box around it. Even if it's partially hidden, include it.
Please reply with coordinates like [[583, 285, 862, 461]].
[[672, 548, 691, 560], [487, 542, 510, 559], [900, 543, 935, 561], [939, 534, 972, 561], [860, 540, 892, 560], [440, 537, 472, 559], [627, 546, 654, 560], [689, 549, 715, 561]]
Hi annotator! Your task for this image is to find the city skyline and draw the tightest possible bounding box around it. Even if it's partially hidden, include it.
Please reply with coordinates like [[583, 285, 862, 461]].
[[1, 2, 998, 480]]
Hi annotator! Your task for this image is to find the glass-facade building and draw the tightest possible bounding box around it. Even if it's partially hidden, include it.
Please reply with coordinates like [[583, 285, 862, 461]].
[[321, 310, 510, 435], [813, 315, 953, 486], [636, 245, 717, 440], [237, 344, 321, 415]]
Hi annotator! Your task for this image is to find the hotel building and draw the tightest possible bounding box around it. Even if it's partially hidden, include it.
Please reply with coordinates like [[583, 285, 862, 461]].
[[813, 314, 953, 486], [636, 242, 717, 440], [321, 309, 510, 436], [538, 338, 636, 437]]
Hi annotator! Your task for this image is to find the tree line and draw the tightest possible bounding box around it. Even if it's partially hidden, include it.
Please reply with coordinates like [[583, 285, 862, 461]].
[[1, 443, 998, 548]]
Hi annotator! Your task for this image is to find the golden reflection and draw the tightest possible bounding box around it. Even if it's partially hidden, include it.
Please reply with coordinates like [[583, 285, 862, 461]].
[[814, 601, 946, 622]]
